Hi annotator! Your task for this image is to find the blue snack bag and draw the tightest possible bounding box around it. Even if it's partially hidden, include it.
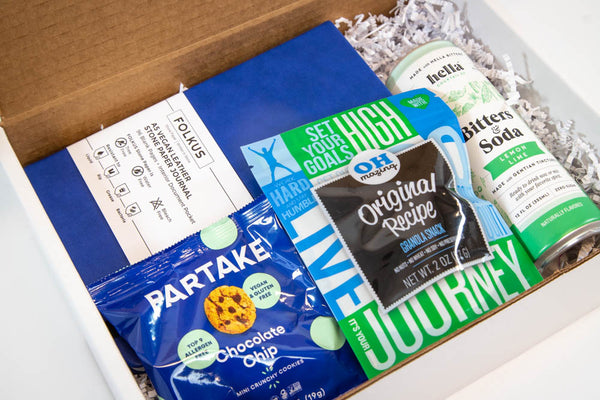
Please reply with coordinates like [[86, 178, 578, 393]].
[[88, 196, 366, 400]]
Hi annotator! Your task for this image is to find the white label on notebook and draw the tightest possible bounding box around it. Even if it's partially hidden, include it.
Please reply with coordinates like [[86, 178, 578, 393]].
[[68, 92, 252, 265]]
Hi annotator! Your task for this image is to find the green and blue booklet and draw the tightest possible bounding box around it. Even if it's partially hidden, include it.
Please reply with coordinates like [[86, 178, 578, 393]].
[[242, 90, 542, 378]]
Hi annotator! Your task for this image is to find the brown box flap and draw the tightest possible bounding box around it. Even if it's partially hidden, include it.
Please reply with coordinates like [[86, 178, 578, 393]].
[[0, 0, 395, 165]]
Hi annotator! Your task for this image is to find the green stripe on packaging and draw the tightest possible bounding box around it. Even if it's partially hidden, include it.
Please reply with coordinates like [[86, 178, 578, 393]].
[[483, 141, 544, 179], [514, 197, 600, 259], [280, 98, 418, 179]]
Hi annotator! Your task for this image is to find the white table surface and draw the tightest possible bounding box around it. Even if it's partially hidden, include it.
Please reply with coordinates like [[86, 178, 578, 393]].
[[448, 306, 600, 399], [0, 145, 114, 399], [1, 1, 598, 399]]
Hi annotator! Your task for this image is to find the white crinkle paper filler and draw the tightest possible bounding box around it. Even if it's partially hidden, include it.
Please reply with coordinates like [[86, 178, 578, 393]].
[[136, 373, 158, 400], [336, 0, 600, 270]]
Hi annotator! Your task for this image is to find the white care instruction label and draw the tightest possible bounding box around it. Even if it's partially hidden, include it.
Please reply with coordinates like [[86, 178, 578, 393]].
[[68, 92, 253, 264]]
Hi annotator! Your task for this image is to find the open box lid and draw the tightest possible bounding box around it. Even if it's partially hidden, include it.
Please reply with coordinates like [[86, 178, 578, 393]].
[[0, 0, 395, 166]]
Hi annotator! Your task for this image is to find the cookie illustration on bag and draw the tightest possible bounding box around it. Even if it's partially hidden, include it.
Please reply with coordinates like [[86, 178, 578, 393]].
[[204, 286, 256, 334]]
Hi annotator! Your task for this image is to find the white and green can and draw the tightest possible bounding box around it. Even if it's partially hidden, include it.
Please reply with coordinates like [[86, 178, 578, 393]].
[[386, 40, 600, 268]]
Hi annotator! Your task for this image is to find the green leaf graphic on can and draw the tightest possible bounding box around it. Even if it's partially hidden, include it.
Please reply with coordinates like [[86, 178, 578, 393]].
[[481, 83, 493, 103], [447, 88, 466, 102], [469, 81, 481, 93], [483, 141, 544, 179], [461, 102, 474, 115]]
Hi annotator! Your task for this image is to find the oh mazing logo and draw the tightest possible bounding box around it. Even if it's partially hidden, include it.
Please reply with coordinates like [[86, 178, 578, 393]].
[[349, 149, 400, 185]]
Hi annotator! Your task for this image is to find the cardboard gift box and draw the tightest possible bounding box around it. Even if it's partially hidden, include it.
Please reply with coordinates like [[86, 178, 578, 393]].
[[1, 0, 599, 399]]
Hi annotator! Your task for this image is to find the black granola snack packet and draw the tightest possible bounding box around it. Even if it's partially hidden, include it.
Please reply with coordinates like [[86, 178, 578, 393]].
[[312, 140, 492, 311]]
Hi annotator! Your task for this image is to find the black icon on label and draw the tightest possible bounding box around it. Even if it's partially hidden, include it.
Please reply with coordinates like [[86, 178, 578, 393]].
[[104, 165, 119, 178], [125, 203, 141, 217], [115, 137, 128, 148], [132, 166, 144, 177], [115, 183, 130, 197], [94, 146, 108, 159], [150, 198, 163, 210]]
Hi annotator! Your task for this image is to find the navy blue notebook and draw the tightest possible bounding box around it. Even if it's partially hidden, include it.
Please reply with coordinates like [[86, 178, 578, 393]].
[[26, 21, 391, 286]]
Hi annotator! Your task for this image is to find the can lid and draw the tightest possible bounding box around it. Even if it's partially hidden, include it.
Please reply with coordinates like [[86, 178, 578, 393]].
[[385, 40, 456, 90]]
